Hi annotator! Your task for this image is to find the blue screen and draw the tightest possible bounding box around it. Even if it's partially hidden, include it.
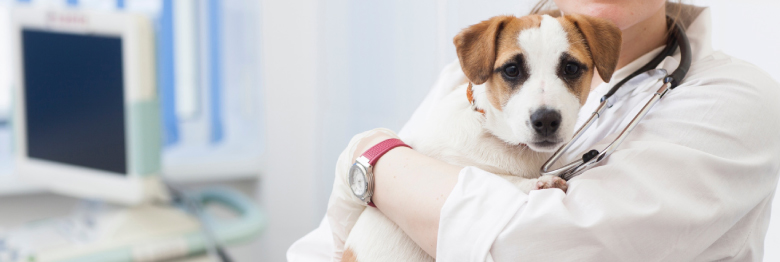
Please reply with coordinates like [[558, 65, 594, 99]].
[[22, 29, 127, 175]]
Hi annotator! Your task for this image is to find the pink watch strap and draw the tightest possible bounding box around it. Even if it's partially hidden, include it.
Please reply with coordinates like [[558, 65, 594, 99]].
[[362, 138, 412, 166], [361, 138, 411, 208]]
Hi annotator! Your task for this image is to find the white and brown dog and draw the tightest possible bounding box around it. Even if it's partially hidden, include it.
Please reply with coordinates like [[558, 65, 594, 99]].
[[342, 14, 622, 262]]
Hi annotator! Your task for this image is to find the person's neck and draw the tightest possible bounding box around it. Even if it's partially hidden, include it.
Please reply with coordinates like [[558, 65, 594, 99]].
[[591, 6, 669, 89]]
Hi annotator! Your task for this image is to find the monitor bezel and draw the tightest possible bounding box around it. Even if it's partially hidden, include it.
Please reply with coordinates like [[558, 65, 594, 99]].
[[12, 7, 160, 204]]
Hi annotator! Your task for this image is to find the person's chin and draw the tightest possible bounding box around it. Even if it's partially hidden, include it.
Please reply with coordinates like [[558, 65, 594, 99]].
[[558, 1, 665, 30]]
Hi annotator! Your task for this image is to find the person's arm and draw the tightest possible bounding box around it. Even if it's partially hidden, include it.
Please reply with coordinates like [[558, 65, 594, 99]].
[[353, 133, 461, 257], [374, 147, 460, 256]]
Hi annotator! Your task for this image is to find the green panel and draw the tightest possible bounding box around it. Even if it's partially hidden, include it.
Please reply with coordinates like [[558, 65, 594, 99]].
[[128, 100, 162, 177]]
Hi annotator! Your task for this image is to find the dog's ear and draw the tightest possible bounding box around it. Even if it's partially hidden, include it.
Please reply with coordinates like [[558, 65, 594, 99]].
[[454, 16, 514, 85], [564, 14, 622, 83]]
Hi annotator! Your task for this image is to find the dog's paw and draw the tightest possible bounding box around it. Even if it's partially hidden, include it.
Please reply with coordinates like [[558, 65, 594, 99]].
[[534, 175, 568, 193]]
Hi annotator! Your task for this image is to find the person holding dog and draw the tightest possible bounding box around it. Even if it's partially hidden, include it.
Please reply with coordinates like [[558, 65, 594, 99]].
[[289, 1, 780, 261]]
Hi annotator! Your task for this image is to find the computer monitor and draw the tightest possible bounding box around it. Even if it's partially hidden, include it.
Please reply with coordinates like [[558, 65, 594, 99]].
[[11, 7, 165, 205]]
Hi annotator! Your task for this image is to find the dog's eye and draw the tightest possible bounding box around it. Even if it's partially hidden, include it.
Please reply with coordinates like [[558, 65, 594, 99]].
[[563, 63, 579, 75], [504, 65, 520, 77]]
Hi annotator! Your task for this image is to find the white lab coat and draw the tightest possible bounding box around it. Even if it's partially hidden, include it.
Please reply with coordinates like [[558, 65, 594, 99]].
[[288, 7, 780, 262]]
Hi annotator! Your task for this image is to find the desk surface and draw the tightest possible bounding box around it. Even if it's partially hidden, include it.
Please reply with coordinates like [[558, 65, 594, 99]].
[[0, 180, 265, 262]]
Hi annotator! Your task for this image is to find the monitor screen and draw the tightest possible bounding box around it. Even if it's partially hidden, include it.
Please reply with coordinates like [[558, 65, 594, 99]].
[[21, 29, 127, 175]]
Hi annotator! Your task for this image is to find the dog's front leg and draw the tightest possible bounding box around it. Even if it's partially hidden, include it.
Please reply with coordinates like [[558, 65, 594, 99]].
[[496, 174, 568, 194]]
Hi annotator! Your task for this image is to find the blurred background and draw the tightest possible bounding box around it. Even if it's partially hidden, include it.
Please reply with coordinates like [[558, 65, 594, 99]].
[[0, 0, 778, 261]]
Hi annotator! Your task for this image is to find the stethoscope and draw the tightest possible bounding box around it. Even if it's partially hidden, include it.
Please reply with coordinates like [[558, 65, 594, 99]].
[[541, 18, 692, 181]]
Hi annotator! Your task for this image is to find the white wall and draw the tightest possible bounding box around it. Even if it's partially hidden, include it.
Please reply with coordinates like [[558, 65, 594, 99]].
[[258, 1, 321, 261], [706, 0, 780, 83]]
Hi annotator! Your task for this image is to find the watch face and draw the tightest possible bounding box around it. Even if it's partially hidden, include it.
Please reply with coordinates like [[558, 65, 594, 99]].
[[349, 164, 367, 198]]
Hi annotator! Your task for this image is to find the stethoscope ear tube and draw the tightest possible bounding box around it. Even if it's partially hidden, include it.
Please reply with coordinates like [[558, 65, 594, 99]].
[[669, 21, 692, 89], [540, 19, 692, 181]]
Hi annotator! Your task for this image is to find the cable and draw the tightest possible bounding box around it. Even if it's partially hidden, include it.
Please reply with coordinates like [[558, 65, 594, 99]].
[[166, 183, 233, 262]]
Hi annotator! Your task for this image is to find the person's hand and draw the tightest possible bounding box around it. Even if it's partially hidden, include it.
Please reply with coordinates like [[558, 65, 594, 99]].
[[327, 128, 399, 262]]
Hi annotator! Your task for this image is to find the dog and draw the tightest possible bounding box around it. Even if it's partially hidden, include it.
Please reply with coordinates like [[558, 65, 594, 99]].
[[342, 13, 622, 262]]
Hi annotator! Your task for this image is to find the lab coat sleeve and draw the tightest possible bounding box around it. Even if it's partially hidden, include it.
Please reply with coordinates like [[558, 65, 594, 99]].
[[437, 61, 780, 261]]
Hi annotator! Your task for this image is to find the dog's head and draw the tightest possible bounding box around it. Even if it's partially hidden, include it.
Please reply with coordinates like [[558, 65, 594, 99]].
[[454, 14, 621, 152]]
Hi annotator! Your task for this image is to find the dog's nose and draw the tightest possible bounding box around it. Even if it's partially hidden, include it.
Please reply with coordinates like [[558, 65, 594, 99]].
[[530, 108, 561, 136]]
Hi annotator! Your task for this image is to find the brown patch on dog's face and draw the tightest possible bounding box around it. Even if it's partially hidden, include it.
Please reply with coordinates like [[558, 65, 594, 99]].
[[561, 14, 623, 89], [483, 15, 543, 110], [453, 15, 515, 86], [556, 18, 597, 104]]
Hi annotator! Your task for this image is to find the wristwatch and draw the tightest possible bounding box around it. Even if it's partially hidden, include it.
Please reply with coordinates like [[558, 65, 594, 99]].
[[349, 138, 412, 207]]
